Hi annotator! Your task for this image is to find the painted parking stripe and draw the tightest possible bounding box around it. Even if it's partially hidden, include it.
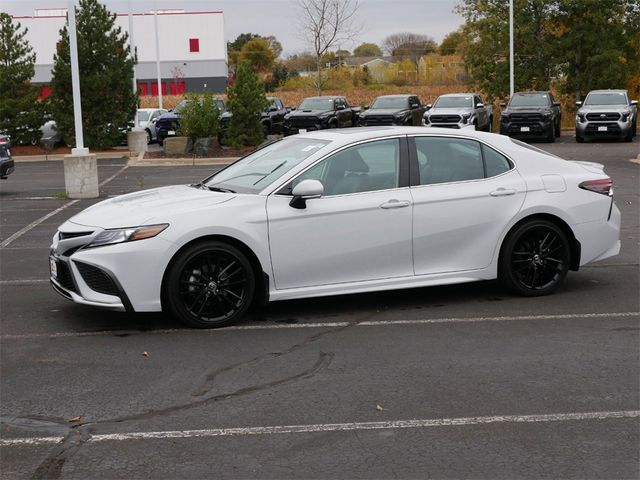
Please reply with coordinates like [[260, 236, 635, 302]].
[[0, 165, 128, 249], [2, 410, 638, 447], [0, 311, 637, 341]]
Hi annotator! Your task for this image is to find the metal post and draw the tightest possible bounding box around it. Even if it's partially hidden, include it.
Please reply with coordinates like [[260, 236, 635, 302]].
[[154, 2, 163, 109], [67, 0, 88, 155], [509, 0, 514, 97], [128, 0, 139, 128]]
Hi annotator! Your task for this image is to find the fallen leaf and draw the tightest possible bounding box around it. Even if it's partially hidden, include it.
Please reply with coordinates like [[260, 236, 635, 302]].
[[67, 416, 82, 423], [142, 351, 149, 357], [376, 405, 384, 411]]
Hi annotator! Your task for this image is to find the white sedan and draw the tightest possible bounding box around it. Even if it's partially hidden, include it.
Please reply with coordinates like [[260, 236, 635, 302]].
[[50, 127, 620, 327]]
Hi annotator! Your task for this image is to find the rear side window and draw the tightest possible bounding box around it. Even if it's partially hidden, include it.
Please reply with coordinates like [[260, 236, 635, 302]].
[[415, 137, 484, 185], [482, 144, 512, 177]]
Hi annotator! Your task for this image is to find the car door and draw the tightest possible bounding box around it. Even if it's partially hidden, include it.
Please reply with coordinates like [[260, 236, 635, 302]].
[[409, 135, 526, 275], [266, 137, 413, 289]]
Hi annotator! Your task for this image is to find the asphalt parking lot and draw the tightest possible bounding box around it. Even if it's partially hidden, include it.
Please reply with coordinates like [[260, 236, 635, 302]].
[[1, 135, 639, 479]]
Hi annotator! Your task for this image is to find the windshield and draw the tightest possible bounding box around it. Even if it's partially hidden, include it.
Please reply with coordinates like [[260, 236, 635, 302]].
[[584, 92, 627, 106], [299, 98, 334, 110], [509, 93, 550, 107], [137, 111, 151, 121], [434, 96, 472, 108], [371, 97, 409, 109], [204, 137, 331, 194]]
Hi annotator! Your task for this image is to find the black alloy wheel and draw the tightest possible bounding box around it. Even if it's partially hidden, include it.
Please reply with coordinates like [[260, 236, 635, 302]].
[[499, 219, 570, 296], [165, 241, 255, 328]]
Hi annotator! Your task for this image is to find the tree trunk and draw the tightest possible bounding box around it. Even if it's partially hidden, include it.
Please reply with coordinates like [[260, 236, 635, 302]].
[[316, 57, 322, 96]]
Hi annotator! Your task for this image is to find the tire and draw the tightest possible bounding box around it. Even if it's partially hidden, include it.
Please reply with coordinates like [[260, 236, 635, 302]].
[[546, 124, 555, 143], [633, 119, 637, 137], [145, 129, 152, 144], [164, 241, 255, 328], [262, 122, 270, 138], [624, 127, 633, 142], [488, 116, 493, 133], [499, 219, 570, 297], [555, 118, 561, 137], [575, 130, 584, 143]]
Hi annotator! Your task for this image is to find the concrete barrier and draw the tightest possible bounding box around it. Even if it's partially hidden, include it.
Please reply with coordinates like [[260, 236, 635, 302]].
[[63, 153, 99, 198], [127, 130, 148, 153], [163, 137, 192, 155]]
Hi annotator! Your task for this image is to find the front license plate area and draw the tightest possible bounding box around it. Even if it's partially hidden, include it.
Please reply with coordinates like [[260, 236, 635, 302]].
[[49, 257, 58, 279], [598, 126, 607, 132], [520, 126, 530, 132], [168, 130, 176, 136]]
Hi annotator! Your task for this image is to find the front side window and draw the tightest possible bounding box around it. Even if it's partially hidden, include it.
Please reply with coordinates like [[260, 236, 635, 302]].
[[415, 137, 484, 185], [289, 138, 401, 196]]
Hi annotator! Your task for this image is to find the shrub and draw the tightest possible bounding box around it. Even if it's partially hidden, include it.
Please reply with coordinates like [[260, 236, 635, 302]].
[[177, 93, 220, 139]]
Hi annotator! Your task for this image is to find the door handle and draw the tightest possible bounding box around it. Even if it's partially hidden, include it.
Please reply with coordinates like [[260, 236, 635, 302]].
[[490, 188, 517, 197], [380, 199, 411, 209]]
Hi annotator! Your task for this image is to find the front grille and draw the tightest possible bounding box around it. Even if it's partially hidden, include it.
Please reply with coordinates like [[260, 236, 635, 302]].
[[510, 113, 542, 122], [158, 120, 179, 131], [59, 231, 93, 240], [56, 261, 76, 292], [431, 124, 460, 129], [291, 116, 319, 128], [363, 115, 395, 125], [429, 114, 461, 123], [75, 261, 119, 296], [586, 112, 621, 121]]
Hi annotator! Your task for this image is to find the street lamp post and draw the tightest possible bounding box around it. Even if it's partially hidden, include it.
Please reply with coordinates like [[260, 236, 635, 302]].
[[509, 0, 514, 97]]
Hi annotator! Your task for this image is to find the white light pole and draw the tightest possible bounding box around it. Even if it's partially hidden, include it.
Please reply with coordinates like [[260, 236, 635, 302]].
[[509, 0, 514, 97], [67, 0, 87, 155], [154, 1, 163, 109], [128, 0, 139, 128]]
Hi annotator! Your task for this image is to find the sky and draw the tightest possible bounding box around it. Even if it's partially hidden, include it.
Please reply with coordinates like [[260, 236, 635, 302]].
[[3, 0, 465, 56]]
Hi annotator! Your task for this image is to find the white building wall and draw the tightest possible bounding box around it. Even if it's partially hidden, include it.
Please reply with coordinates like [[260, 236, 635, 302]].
[[12, 11, 227, 90]]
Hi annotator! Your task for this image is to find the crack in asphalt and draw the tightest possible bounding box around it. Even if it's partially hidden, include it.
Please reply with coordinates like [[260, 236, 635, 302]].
[[27, 321, 356, 478]]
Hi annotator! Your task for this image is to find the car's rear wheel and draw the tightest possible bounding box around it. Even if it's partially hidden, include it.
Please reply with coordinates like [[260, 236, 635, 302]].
[[145, 129, 152, 144], [499, 219, 570, 297], [164, 241, 255, 328]]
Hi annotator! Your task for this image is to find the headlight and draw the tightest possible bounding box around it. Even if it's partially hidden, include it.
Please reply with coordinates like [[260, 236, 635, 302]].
[[461, 114, 470, 124], [621, 111, 630, 122], [577, 114, 585, 123], [501, 113, 509, 121], [423, 115, 430, 124], [542, 112, 551, 120], [86, 224, 168, 248]]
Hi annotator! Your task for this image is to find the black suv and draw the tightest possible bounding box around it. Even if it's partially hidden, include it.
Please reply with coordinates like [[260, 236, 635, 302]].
[[219, 97, 288, 141], [0, 134, 14, 179], [500, 91, 562, 142], [284, 96, 359, 135], [358, 94, 425, 126]]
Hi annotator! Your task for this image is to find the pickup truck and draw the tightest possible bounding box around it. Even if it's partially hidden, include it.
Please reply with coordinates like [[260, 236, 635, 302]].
[[499, 91, 561, 142], [284, 96, 359, 135], [155, 98, 226, 145], [0, 134, 14, 179], [422, 93, 493, 131], [358, 94, 425, 126], [219, 96, 288, 141], [575, 89, 637, 143]]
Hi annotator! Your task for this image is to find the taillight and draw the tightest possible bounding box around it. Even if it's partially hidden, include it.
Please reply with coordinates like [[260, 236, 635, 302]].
[[579, 178, 613, 196]]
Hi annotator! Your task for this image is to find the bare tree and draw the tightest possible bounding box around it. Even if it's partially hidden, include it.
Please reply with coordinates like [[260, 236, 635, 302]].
[[297, 0, 359, 94], [383, 32, 437, 65]]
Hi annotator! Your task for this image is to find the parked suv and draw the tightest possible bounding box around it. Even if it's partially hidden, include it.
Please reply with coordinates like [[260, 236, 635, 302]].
[[500, 91, 561, 142], [0, 134, 14, 179], [358, 94, 425, 126], [155, 98, 226, 145], [219, 97, 288, 141], [575, 89, 637, 143], [423, 93, 493, 131], [284, 96, 359, 135]]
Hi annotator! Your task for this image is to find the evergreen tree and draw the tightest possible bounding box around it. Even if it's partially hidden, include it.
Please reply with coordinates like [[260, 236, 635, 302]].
[[226, 61, 269, 148], [0, 13, 44, 145], [49, 0, 137, 148]]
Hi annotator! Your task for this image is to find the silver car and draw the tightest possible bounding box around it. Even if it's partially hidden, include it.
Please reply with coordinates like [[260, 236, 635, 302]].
[[136, 108, 168, 144], [575, 89, 637, 142]]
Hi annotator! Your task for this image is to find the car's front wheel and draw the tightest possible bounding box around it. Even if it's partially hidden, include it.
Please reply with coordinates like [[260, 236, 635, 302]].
[[145, 129, 152, 144], [499, 219, 570, 296], [164, 241, 255, 328]]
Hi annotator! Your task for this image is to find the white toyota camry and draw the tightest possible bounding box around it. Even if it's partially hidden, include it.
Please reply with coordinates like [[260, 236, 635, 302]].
[[50, 127, 620, 327]]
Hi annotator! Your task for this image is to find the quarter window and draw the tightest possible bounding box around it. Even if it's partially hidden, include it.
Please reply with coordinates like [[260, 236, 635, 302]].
[[482, 144, 512, 177], [291, 139, 400, 196], [415, 137, 484, 185]]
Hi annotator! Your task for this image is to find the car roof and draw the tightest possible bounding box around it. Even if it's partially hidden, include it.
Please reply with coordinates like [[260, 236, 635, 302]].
[[512, 91, 551, 95], [303, 96, 343, 100], [587, 89, 628, 94], [137, 108, 164, 112], [375, 94, 412, 98], [439, 93, 477, 97]]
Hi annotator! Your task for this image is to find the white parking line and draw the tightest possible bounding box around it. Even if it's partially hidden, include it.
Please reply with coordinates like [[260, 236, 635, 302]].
[[2, 410, 637, 446], [0, 165, 128, 249], [0, 312, 637, 341]]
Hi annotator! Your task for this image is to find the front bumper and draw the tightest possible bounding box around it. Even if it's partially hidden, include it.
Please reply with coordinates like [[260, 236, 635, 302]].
[[500, 119, 553, 138], [0, 158, 14, 178], [576, 120, 631, 138]]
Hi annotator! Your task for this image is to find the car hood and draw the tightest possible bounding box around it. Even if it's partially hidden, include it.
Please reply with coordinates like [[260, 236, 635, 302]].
[[362, 108, 405, 116], [427, 107, 473, 114], [157, 112, 180, 122], [504, 106, 552, 113], [288, 109, 332, 116], [68, 185, 235, 229], [578, 105, 629, 113]]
